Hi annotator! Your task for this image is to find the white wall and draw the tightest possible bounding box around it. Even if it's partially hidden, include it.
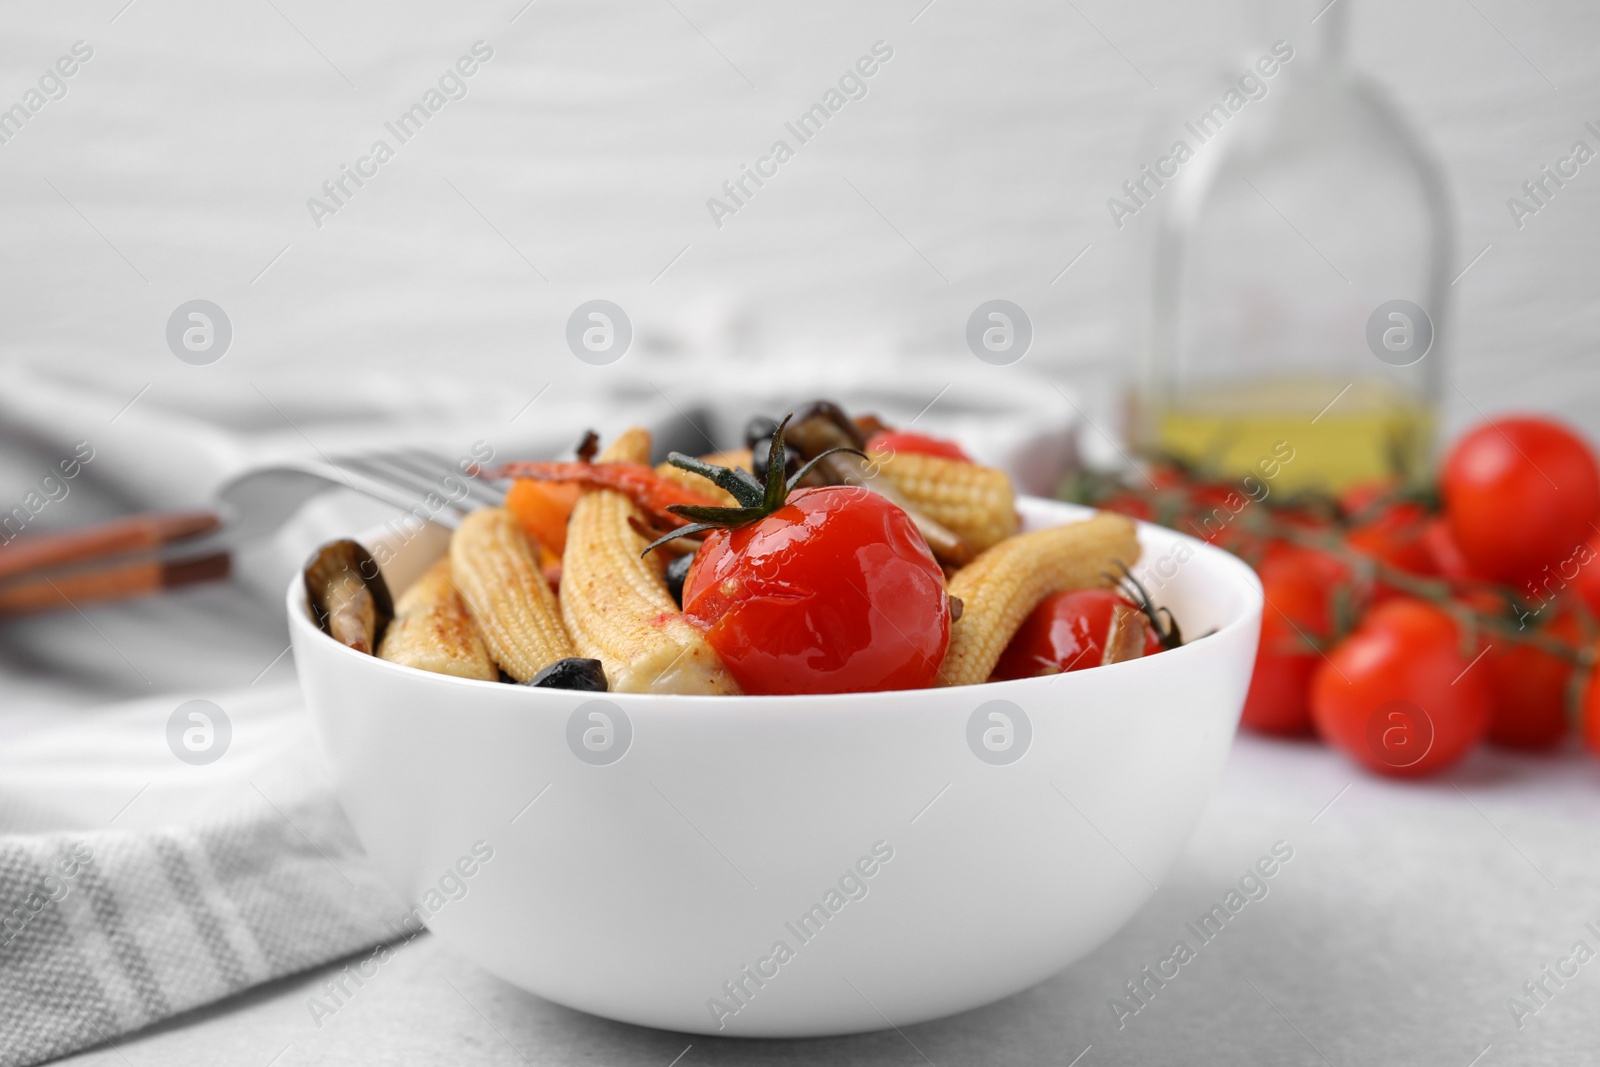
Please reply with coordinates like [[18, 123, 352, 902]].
[[0, 0, 1595, 445]]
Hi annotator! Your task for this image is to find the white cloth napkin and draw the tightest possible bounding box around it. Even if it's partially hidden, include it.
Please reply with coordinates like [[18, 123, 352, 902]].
[[0, 365, 661, 1065]]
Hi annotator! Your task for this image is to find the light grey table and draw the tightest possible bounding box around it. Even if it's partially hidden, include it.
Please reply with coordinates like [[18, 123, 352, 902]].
[[48, 730, 1600, 1067]]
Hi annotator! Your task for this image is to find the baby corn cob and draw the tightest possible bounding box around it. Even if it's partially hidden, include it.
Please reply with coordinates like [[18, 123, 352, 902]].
[[870, 450, 1018, 554], [655, 449, 753, 507], [939, 512, 1140, 687], [450, 507, 575, 682], [706, 447, 754, 471], [377, 558, 497, 681], [564, 428, 741, 695]]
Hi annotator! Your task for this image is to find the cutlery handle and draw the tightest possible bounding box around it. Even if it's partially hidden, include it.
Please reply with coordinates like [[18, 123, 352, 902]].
[[0, 551, 231, 615], [0, 510, 220, 583]]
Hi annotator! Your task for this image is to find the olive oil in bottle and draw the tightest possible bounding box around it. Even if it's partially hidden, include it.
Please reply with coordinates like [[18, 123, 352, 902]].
[[1133, 0, 1451, 492], [1152, 379, 1435, 494]]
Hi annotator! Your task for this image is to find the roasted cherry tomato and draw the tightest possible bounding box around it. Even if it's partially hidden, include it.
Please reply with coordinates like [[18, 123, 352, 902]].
[[680, 486, 949, 694], [865, 431, 973, 463], [1309, 598, 1493, 777], [1240, 542, 1349, 736], [991, 588, 1161, 680], [1441, 416, 1600, 590]]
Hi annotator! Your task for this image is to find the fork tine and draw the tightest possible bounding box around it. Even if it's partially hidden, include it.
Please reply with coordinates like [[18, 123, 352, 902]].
[[336, 455, 477, 521], [391, 450, 506, 509]]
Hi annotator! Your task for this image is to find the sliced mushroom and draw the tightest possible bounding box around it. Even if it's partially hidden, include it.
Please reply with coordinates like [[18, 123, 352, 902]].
[[304, 539, 393, 654], [1100, 604, 1149, 666], [853, 411, 893, 440], [789, 400, 868, 449], [1110, 561, 1184, 650], [784, 401, 974, 567]]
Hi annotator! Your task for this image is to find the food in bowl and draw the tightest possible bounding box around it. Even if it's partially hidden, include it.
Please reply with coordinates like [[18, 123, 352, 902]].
[[289, 489, 1262, 1037], [302, 401, 1191, 696]]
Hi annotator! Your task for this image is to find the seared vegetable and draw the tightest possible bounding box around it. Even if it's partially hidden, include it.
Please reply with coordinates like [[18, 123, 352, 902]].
[[504, 479, 580, 556], [785, 402, 973, 567], [493, 459, 724, 534], [304, 539, 393, 654], [870, 448, 1018, 554], [938, 513, 1140, 687], [377, 558, 497, 681], [649, 418, 950, 694], [449, 508, 574, 682], [992, 588, 1165, 680], [560, 428, 741, 695], [1100, 603, 1152, 666]]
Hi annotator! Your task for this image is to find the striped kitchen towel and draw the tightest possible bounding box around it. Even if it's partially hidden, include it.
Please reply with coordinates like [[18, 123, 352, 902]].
[[0, 794, 407, 1067]]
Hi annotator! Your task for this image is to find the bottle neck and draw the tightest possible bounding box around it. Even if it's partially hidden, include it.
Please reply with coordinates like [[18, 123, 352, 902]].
[[1242, 0, 1347, 67]]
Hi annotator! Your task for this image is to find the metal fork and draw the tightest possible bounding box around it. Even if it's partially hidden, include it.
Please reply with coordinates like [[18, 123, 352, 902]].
[[217, 449, 508, 542], [0, 449, 510, 613]]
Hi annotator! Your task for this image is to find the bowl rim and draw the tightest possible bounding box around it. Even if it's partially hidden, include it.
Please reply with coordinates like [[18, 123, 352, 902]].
[[287, 495, 1263, 705]]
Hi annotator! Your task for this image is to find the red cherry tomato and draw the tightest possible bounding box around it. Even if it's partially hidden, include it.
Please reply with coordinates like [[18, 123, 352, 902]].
[[1485, 609, 1580, 750], [865, 431, 973, 463], [1441, 417, 1600, 590], [1571, 533, 1600, 619], [1147, 464, 1188, 490], [1421, 516, 1478, 581], [991, 589, 1161, 680], [1581, 650, 1600, 759], [1346, 501, 1436, 580], [1098, 492, 1155, 523], [1309, 598, 1493, 777], [1183, 483, 1266, 557], [1240, 543, 1349, 736], [680, 486, 949, 694], [1337, 477, 1402, 520]]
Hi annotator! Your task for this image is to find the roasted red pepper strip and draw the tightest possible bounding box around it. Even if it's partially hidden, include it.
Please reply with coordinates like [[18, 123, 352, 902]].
[[492, 461, 723, 528]]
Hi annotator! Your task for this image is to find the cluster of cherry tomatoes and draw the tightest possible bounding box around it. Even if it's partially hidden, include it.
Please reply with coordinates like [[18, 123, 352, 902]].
[[1080, 415, 1600, 777]]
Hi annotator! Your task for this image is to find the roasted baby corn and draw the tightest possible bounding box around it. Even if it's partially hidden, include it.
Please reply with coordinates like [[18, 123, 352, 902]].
[[938, 513, 1140, 686], [377, 558, 497, 681], [449, 508, 574, 682], [563, 428, 741, 695], [655, 449, 753, 507], [870, 449, 1018, 554]]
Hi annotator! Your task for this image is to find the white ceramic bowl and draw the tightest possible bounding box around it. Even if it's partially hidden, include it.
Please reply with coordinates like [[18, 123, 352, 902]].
[[290, 498, 1262, 1038]]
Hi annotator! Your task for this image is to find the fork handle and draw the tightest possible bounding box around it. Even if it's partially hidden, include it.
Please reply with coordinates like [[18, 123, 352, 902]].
[[0, 510, 221, 583], [0, 551, 231, 615]]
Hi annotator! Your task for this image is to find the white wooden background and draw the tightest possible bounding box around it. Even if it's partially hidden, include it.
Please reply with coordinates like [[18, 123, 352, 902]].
[[0, 0, 1594, 449]]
